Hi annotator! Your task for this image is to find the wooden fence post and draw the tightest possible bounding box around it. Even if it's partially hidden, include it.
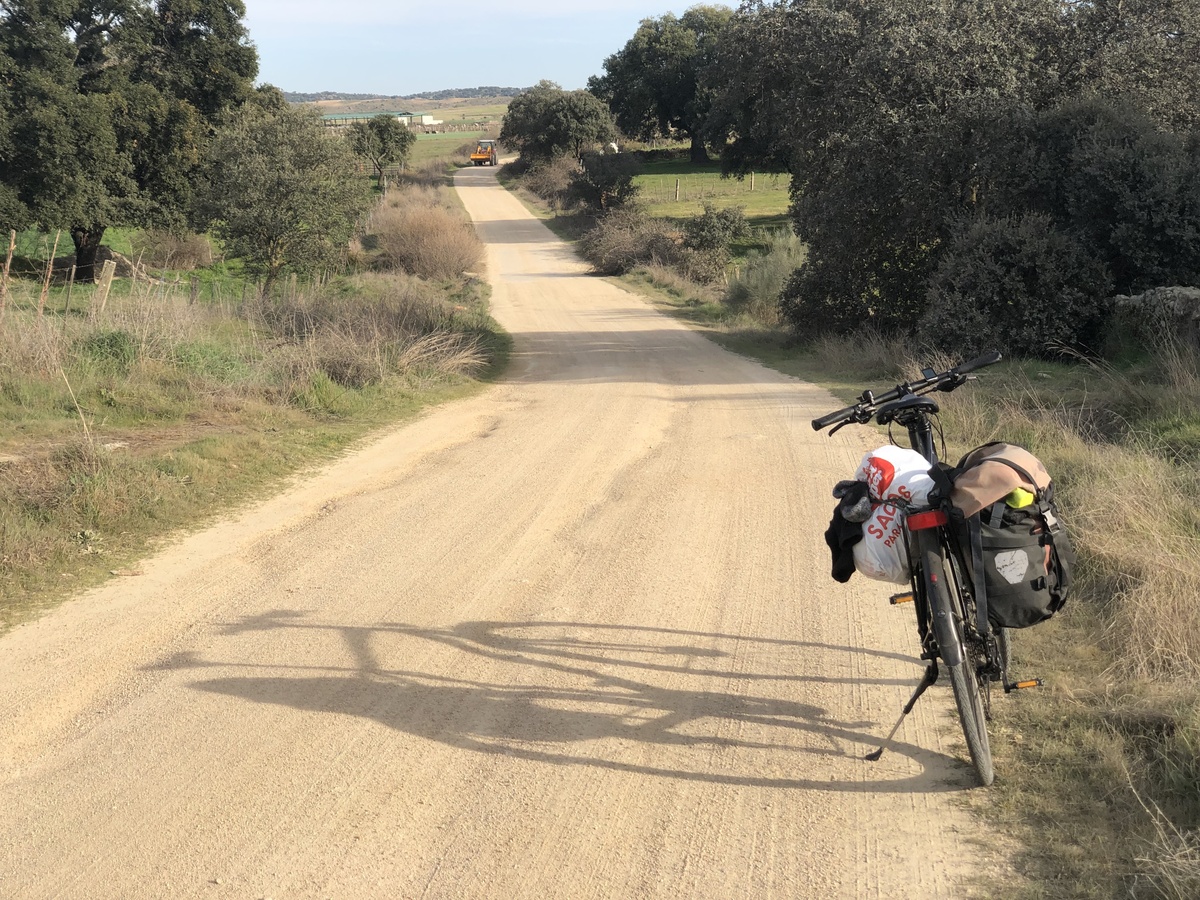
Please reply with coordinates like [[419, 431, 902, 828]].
[[92, 259, 117, 319], [38, 230, 61, 317], [675, 178, 680, 202], [62, 264, 76, 325], [0, 229, 15, 320]]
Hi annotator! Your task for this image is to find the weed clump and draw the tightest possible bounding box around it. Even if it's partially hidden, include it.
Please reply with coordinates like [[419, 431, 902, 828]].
[[578, 209, 680, 275], [368, 186, 483, 279], [724, 229, 806, 326]]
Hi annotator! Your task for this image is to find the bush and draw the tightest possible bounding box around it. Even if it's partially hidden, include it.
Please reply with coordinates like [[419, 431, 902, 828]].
[[677, 203, 751, 284], [577, 209, 681, 275], [994, 98, 1200, 297], [369, 189, 483, 279], [1111, 287, 1200, 354], [569, 152, 642, 212], [129, 231, 214, 270], [519, 155, 580, 211], [78, 330, 137, 369], [725, 229, 806, 325], [684, 203, 749, 253], [919, 213, 1113, 357], [245, 274, 487, 394]]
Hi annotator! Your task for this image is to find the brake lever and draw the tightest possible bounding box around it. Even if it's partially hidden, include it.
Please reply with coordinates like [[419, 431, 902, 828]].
[[829, 420, 852, 436], [936, 373, 971, 392]]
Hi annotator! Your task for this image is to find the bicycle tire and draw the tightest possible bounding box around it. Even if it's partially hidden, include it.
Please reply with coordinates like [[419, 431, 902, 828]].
[[920, 537, 995, 786]]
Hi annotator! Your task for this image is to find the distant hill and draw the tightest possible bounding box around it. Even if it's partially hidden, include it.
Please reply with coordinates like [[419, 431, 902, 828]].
[[283, 87, 526, 104]]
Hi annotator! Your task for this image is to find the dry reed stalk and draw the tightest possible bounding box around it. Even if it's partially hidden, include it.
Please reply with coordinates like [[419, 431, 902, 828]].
[[59, 368, 93, 447], [38, 230, 60, 317]]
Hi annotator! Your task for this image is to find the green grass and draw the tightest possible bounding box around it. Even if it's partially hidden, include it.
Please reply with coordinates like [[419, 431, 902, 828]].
[[410, 131, 487, 165], [0, 271, 505, 632], [634, 160, 791, 231]]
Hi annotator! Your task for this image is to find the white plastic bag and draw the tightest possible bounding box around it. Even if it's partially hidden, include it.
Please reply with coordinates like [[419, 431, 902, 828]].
[[851, 446, 935, 584]]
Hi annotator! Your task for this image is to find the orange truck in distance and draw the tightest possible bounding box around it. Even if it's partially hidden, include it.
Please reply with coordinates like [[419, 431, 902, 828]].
[[470, 140, 498, 166]]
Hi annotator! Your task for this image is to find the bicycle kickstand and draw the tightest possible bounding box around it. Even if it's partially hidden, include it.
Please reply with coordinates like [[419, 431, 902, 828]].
[[864, 662, 940, 762]]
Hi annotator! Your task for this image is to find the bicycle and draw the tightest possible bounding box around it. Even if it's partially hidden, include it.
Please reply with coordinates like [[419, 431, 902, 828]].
[[812, 350, 1015, 786]]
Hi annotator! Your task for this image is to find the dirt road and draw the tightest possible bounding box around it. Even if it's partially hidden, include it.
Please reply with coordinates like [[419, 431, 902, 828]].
[[0, 165, 1003, 898]]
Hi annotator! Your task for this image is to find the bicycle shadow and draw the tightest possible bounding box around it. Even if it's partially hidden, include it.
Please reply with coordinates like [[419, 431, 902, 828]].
[[167, 615, 977, 793]]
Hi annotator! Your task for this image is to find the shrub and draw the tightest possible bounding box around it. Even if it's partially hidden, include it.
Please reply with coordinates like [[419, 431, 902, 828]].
[[725, 229, 807, 325], [246, 274, 486, 393], [78, 330, 137, 369], [129, 231, 214, 270], [520, 155, 580, 211], [677, 203, 751, 284], [1111, 287, 1200, 353], [919, 213, 1113, 357], [684, 203, 749, 253], [369, 189, 483, 279], [994, 98, 1200, 297], [569, 152, 642, 211], [577, 209, 681, 275]]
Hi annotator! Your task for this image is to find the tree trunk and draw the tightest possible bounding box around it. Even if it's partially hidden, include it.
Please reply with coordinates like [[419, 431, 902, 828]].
[[71, 226, 106, 283], [689, 133, 710, 164]]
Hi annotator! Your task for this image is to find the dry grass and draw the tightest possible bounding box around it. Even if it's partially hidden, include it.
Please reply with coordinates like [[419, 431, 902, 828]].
[[927, 353, 1200, 681], [0, 267, 500, 629], [368, 186, 483, 279], [129, 231, 215, 270]]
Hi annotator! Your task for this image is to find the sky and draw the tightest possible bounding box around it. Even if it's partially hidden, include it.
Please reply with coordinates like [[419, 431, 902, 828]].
[[243, 0, 702, 96]]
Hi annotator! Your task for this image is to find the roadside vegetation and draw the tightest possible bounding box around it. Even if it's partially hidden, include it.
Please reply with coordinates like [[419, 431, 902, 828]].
[[0, 5, 504, 631], [500, 0, 1200, 894]]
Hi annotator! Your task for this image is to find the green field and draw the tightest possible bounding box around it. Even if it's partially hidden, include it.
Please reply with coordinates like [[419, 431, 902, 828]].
[[634, 160, 791, 229], [409, 131, 487, 165]]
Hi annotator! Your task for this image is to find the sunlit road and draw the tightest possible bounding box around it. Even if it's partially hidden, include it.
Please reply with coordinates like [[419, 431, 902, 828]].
[[0, 163, 1003, 899]]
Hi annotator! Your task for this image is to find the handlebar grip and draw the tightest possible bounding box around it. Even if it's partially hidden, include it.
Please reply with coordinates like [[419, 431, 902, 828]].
[[812, 405, 857, 431], [953, 350, 1002, 375]]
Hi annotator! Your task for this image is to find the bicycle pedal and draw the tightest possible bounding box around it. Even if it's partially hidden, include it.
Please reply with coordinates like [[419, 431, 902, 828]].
[[889, 591, 914, 605], [1003, 678, 1043, 694]]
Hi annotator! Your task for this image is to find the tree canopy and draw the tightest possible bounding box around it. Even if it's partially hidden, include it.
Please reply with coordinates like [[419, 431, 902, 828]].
[[589, 5, 732, 163], [696, 0, 1200, 346], [0, 0, 258, 278], [200, 106, 372, 295], [500, 81, 616, 163], [348, 115, 417, 192]]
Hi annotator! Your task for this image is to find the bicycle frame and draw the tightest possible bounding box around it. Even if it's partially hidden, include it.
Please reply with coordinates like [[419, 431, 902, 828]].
[[889, 404, 970, 669], [812, 350, 1004, 785]]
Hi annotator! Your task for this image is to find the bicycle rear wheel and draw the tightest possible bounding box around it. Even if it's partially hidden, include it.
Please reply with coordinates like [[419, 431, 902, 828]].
[[920, 535, 994, 786]]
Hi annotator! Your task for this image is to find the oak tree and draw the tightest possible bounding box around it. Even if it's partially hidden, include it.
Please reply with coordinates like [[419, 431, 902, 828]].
[[0, 0, 258, 279], [500, 81, 616, 163], [588, 6, 732, 164]]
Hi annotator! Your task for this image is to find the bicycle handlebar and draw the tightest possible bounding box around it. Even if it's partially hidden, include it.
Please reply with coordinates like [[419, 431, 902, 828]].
[[811, 350, 1002, 431]]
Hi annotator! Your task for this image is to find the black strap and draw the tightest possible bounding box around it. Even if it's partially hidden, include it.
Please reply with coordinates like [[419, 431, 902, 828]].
[[969, 515, 988, 634], [980, 456, 1041, 498]]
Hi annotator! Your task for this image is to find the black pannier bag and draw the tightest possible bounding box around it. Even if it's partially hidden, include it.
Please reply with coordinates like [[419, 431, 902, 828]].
[[942, 443, 1076, 629]]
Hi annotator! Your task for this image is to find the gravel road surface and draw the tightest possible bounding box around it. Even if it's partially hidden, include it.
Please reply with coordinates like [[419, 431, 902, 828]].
[[0, 163, 1003, 899]]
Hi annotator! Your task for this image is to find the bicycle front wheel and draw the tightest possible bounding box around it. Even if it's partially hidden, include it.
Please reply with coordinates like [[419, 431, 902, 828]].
[[920, 535, 994, 786]]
